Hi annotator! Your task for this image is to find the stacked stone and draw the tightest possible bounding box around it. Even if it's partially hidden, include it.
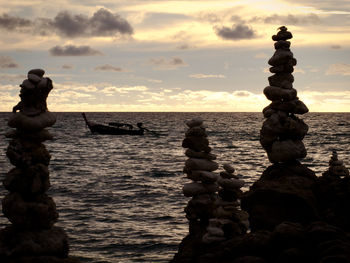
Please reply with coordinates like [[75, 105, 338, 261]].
[[182, 118, 219, 236], [260, 26, 309, 163], [202, 164, 248, 243], [324, 151, 349, 177], [0, 69, 75, 262]]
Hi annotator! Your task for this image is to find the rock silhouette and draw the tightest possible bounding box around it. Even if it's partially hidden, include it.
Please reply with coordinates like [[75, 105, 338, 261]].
[[0, 69, 78, 263], [172, 27, 350, 263]]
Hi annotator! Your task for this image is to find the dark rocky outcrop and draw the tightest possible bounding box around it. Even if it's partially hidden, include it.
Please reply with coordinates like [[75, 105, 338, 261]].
[[171, 27, 350, 263]]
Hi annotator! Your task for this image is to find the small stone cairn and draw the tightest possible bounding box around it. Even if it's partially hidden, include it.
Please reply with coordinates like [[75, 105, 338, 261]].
[[324, 150, 349, 177], [260, 26, 309, 163], [202, 164, 248, 243], [182, 118, 248, 244], [0, 69, 76, 262]]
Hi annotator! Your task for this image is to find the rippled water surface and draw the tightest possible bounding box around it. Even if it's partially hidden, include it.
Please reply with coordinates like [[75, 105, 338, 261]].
[[0, 112, 349, 262]]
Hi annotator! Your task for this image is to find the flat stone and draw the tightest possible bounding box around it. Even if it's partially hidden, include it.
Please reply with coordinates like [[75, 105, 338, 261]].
[[186, 118, 203, 128], [8, 111, 56, 131], [202, 233, 226, 243], [187, 170, 218, 182], [28, 68, 45, 77], [183, 182, 218, 197], [268, 139, 307, 163], [206, 226, 224, 236], [274, 40, 291, 49], [185, 149, 216, 160], [220, 171, 239, 179], [262, 106, 277, 118], [218, 177, 245, 190], [264, 86, 297, 101], [185, 158, 219, 171], [5, 129, 54, 142], [269, 58, 296, 73], [223, 164, 235, 173]]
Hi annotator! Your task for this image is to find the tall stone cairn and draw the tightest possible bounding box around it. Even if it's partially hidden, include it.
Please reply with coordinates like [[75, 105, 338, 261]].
[[260, 26, 309, 163], [0, 69, 77, 262], [182, 118, 219, 236]]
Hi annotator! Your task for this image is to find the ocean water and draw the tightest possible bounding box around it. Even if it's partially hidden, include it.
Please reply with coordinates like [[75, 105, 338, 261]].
[[0, 112, 349, 262]]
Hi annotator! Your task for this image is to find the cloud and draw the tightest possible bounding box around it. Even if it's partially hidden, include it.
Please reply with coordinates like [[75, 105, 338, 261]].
[[49, 45, 102, 56], [0, 13, 32, 30], [101, 85, 148, 95], [0, 56, 19, 68], [249, 13, 320, 25], [0, 74, 25, 82], [51, 8, 133, 37], [149, 57, 188, 70], [215, 24, 257, 40], [0, 8, 133, 38], [331, 45, 342, 49], [62, 64, 74, 69], [189, 74, 226, 79], [94, 64, 124, 72], [326, 64, 350, 75]]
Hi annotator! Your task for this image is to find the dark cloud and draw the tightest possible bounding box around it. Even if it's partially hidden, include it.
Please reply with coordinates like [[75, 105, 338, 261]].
[[250, 13, 320, 25], [0, 13, 32, 30], [0, 8, 133, 38], [331, 45, 342, 49], [0, 56, 20, 68], [215, 24, 256, 40], [51, 8, 133, 37], [94, 64, 123, 72], [49, 45, 102, 56], [176, 44, 195, 50]]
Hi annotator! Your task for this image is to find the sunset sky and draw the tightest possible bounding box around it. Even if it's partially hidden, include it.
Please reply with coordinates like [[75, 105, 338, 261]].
[[0, 0, 349, 112]]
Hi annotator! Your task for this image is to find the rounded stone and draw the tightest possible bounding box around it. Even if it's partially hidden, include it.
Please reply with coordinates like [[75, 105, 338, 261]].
[[8, 111, 56, 131], [186, 118, 203, 128], [185, 149, 217, 160], [28, 68, 45, 77], [185, 158, 219, 172], [3, 164, 50, 195], [187, 170, 218, 183], [268, 140, 307, 163], [223, 164, 235, 174], [268, 49, 294, 67], [183, 182, 218, 197], [2, 192, 58, 229], [264, 86, 297, 101], [28, 73, 42, 83]]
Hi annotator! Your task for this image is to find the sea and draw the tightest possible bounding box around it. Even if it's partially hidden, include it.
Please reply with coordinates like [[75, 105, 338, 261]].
[[0, 112, 349, 263]]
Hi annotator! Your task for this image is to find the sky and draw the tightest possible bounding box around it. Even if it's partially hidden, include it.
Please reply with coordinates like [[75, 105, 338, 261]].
[[0, 0, 349, 112]]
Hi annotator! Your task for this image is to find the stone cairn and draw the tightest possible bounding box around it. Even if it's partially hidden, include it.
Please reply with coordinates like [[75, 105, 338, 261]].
[[202, 164, 248, 243], [323, 150, 349, 177], [179, 118, 248, 250], [260, 26, 309, 163], [182, 118, 219, 238], [0, 69, 77, 262]]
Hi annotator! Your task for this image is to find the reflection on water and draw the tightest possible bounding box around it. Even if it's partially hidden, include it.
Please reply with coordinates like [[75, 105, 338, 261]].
[[0, 112, 349, 262]]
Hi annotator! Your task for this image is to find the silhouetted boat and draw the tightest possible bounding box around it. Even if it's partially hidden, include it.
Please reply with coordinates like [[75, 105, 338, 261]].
[[82, 113, 144, 135]]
